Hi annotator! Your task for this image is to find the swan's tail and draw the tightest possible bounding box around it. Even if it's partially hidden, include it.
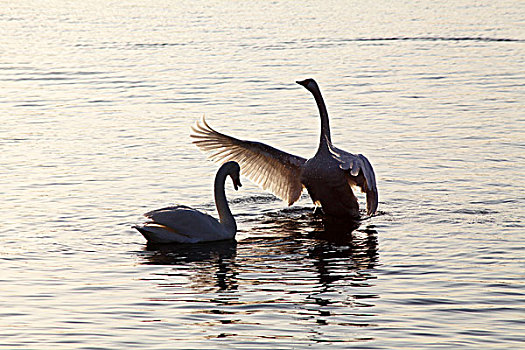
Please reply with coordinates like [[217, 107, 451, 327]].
[[133, 224, 197, 244]]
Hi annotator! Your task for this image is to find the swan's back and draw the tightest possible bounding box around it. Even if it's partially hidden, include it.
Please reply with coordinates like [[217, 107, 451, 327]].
[[137, 206, 233, 244]]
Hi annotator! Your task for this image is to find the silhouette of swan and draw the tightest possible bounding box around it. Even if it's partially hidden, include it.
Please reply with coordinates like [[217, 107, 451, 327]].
[[191, 79, 377, 218], [134, 161, 242, 243]]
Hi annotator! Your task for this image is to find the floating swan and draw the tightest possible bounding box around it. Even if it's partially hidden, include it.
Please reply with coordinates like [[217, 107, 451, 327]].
[[134, 161, 242, 243], [191, 79, 378, 218]]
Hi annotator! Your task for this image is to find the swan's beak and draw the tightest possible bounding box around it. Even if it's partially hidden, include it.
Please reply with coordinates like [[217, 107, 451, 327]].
[[296, 79, 308, 86], [233, 178, 242, 191]]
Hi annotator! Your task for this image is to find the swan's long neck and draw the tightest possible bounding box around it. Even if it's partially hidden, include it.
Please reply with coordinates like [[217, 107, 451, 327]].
[[309, 83, 332, 151], [214, 165, 236, 234]]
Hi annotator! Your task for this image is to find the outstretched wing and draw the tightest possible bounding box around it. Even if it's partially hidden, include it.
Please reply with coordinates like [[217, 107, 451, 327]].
[[190, 116, 307, 205], [330, 145, 378, 215]]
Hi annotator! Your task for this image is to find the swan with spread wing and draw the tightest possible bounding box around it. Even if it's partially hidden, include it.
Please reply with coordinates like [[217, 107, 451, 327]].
[[190, 79, 378, 218]]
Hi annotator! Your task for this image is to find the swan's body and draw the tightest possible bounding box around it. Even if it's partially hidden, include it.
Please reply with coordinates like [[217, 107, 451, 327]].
[[134, 161, 242, 243], [190, 79, 378, 218]]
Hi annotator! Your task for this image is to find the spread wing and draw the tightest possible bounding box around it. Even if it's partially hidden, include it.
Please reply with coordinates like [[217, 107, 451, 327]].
[[330, 145, 378, 215], [190, 116, 307, 205]]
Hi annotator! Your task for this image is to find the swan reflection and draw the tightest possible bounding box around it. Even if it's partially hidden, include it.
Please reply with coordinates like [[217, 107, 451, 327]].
[[142, 240, 239, 292], [143, 239, 238, 265]]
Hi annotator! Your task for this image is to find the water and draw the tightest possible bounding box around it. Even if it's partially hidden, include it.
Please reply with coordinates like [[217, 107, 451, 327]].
[[1, 1, 524, 348]]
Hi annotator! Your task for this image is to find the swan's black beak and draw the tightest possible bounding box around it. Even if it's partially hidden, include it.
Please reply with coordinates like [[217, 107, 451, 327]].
[[233, 178, 242, 191], [296, 79, 308, 87]]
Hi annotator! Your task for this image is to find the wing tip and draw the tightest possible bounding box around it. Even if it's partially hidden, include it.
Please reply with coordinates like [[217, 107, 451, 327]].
[[366, 189, 379, 216]]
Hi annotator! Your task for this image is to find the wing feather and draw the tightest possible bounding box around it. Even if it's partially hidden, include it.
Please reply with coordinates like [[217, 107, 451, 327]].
[[330, 145, 378, 215], [190, 116, 306, 205]]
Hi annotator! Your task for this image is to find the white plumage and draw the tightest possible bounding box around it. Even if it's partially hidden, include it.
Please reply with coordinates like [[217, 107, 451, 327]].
[[134, 161, 242, 243]]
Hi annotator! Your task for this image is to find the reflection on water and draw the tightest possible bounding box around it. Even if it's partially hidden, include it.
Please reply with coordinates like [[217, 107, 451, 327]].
[[143, 240, 239, 292], [138, 207, 379, 344], [143, 240, 238, 265]]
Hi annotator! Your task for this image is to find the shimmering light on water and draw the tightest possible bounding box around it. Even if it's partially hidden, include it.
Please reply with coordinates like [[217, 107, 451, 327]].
[[1, 1, 524, 349]]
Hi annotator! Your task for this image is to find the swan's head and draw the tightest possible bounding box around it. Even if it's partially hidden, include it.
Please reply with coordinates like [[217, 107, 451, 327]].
[[296, 78, 319, 92], [225, 161, 242, 191]]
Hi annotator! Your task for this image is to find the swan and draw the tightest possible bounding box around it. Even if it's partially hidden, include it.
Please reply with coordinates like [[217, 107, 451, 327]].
[[134, 161, 242, 243], [190, 79, 378, 218]]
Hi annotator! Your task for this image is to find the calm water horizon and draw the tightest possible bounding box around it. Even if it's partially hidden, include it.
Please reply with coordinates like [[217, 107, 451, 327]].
[[1, 1, 524, 349]]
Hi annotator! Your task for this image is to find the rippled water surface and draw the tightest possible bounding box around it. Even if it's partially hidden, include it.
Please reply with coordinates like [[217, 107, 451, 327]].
[[1, 1, 524, 348]]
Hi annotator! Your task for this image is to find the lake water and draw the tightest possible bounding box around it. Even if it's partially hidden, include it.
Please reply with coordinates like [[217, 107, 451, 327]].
[[1, 1, 524, 348]]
